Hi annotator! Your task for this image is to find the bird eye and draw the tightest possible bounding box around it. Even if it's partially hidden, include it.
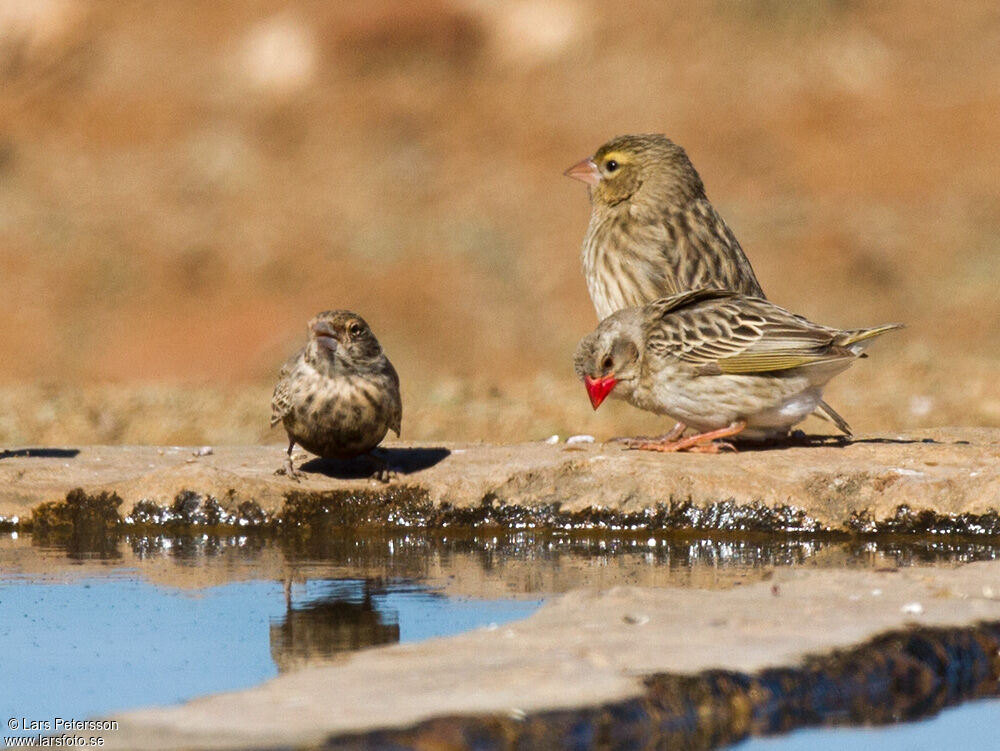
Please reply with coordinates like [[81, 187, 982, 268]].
[[348, 323, 363, 337], [602, 356, 614, 371], [605, 159, 619, 172]]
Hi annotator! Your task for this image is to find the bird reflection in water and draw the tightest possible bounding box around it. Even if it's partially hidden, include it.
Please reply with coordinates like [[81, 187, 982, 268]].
[[269, 579, 400, 673]]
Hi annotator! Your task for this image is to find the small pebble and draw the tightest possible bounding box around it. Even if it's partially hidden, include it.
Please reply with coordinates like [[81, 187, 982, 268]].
[[193, 446, 214, 457], [544, 434, 559, 444], [623, 613, 649, 625], [567, 434, 595, 444], [901, 601, 924, 615]]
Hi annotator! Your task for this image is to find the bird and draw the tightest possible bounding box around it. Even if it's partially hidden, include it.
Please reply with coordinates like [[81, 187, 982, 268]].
[[573, 289, 902, 453], [271, 310, 401, 479], [565, 132, 850, 435]]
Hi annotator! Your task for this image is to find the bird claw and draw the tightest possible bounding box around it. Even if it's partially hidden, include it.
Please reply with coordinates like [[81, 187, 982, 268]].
[[607, 423, 687, 446], [608, 433, 678, 446], [370, 452, 396, 483], [614, 438, 656, 450], [686, 440, 737, 454], [627, 439, 737, 454], [276, 455, 301, 481], [621, 424, 746, 454], [606, 435, 635, 444]]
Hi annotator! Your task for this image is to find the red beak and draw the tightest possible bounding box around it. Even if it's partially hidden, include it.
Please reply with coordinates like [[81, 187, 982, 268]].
[[564, 157, 601, 185], [584, 374, 617, 410]]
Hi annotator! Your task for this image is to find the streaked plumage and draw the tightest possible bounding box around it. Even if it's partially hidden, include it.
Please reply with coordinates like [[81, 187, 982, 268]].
[[271, 310, 401, 477], [574, 289, 902, 451], [566, 134, 762, 319], [566, 133, 850, 435]]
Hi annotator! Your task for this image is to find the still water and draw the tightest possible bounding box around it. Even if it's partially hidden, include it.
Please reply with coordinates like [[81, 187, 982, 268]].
[[2, 529, 998, 746], [734, 700, 1000, 751]]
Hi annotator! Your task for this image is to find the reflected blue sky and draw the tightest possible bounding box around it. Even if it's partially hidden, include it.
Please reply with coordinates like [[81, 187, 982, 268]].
[[731, 699, 1000, 751], [0, 574, 541, 734]]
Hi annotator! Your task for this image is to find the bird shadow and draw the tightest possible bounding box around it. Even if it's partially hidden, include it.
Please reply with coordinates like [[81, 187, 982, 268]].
[[298, 447, 451, 479], [0, 448, 81, 460], [848, 436, 966, 446], [734, 432, 959, 452], [731, 433, 849, 452]]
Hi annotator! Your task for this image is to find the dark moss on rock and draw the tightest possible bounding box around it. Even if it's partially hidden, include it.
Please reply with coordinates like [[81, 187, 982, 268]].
[[31, 488, 123, 533], [17, 486, 1000, 539], [125, 491, 274, 530], [323, 622, 1000, 750], [30, 488, 124, 559], [847, 505, 1000, 538], [277, 492, 826, 534], [281, 486, 433, 529]]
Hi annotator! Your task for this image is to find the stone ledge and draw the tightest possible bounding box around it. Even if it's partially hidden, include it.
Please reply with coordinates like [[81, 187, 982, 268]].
[[93, 562, 1000, 750], [1, 428, 998, 532]]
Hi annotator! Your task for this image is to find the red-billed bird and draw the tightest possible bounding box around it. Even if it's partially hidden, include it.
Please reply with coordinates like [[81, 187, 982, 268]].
[[574, 289, 901, 453]]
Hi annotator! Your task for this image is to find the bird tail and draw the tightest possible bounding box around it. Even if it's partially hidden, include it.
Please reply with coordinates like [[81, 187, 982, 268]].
[[836, 323, 904, 354], [814, 399, 852, 436]]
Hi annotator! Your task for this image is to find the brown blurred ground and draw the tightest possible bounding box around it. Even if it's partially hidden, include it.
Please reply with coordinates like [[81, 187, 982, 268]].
[[0, 0, 997, 446]]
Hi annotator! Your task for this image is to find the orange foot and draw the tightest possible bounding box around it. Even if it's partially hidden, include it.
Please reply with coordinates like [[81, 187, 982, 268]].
[[623, 421, 746, 454]]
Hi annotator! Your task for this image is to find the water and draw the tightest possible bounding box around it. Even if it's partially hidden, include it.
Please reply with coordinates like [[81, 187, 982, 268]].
[[2, 529, 999, 745], [1, 575, 540, 726], [731, 699, 1000, 751], [0, 532, 545, 736]]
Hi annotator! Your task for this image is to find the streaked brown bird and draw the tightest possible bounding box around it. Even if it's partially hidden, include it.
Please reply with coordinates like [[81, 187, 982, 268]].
[[573, 289, 902, 453], [271, 310, 401, 478], [565, 133, 849, 435]]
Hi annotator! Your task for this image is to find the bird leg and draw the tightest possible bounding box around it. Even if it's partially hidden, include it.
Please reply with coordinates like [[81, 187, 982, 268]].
[[608, 421, 686, 445], [277, 438, 300, 481], [369, 449, 395, 484], [624, 421, 747, 454]]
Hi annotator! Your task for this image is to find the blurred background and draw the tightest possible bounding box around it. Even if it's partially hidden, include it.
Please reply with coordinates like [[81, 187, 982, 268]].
[[0, 0, 997, 446]]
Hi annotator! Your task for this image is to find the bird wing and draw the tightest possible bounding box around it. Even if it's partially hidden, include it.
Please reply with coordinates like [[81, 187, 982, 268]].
[[655, 201, 765, 298], [384, 360, 402, 436], [645, 294, 852, 374], [269, 352, 300, 427]]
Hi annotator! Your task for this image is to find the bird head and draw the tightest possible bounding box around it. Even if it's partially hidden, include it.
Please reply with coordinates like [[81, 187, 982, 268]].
[[573, 311, 643, 409], [306, 310, 383, 371], [564, 134, 706, 208]]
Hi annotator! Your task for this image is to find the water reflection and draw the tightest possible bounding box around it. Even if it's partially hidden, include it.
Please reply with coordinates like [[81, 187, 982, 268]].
[[1, 537, 541, 731], [270, 579, 401, 672], [4, 528, 1000, 741], [15, 528, 1000, 599]]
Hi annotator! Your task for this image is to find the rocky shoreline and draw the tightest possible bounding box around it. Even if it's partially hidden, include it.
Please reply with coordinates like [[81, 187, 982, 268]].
[[3, 429, 998, 535], [7, 428, 1000, 750]]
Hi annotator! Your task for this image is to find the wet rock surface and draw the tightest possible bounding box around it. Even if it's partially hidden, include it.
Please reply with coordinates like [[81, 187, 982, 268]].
[[1, 429, 998, 535], [91, 562, 1000, 750], [327, 623, 1000, 751], [9, 429, 1000, 750]]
